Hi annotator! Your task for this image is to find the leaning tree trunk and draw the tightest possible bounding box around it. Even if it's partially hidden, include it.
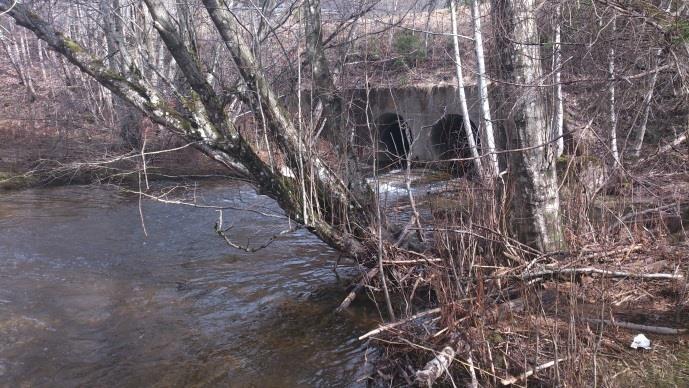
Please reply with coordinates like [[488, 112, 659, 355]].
[[303, 0, 372, 202], [491, 0, 564, 253], [0, 0, 376, 262]]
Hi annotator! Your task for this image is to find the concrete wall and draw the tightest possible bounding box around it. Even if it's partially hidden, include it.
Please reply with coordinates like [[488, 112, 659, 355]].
[[348, 84, 482, 163]]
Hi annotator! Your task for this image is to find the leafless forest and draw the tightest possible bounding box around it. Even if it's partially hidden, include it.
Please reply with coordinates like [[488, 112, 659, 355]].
[[1, 0, 689, 386]]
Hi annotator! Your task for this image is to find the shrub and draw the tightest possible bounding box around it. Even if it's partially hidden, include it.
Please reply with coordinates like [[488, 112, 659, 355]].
[[393, 31, 427, 67]]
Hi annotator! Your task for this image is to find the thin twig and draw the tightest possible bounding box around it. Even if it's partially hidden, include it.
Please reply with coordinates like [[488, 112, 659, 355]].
[[214, 210, 298, 253], [382, 258, 443, 265]]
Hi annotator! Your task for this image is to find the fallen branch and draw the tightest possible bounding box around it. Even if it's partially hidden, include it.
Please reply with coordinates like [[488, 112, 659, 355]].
[[619, 204, 682, 223], [584, 318, 687, 335], [577, 244, 643, 259], [522, 267, 683, 280], [214, 210, 297, 252], [382, 258, 443, 265], [637, 130, 688, 164], [358, 308, 442, 340], [500, 358, 566, 386], [658, 132, 687, 154], [415, 346, 456, 387], [335, 267, 379, 313]]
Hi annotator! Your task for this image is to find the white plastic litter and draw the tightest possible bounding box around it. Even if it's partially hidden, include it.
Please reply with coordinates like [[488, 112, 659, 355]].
[[630, 333, 651, 349]]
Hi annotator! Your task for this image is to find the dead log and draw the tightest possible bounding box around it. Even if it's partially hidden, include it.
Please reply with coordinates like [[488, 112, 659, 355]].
[[522, 267, 683, 281], [584, 318, 687, 335], [415, 346, 456, 387]]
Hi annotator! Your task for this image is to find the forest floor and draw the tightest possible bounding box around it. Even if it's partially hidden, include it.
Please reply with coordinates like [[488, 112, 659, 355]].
[[362, 142, 689, 386]]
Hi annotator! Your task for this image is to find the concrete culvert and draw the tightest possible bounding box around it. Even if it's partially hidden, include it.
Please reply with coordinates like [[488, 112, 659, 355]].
[[377, 113, 410, 167], [430, 114, 479, 175]]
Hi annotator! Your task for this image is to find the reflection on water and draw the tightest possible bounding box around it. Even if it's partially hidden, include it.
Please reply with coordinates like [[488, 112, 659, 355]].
[[0, 182, 377, 387]]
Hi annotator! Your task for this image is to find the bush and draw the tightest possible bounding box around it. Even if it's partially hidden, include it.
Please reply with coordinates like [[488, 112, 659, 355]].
[[393, 31, 427, 67]]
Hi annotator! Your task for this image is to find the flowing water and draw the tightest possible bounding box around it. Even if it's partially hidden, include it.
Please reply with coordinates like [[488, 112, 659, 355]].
[[0, 181, 380, 387]]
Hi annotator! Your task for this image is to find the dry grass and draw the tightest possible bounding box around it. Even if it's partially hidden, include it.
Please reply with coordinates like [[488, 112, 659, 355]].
[[354, 141, 689, 387]]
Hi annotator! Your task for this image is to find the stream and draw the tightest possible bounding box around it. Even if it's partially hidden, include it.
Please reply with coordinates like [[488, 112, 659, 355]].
[[0, 181, 382, 387]]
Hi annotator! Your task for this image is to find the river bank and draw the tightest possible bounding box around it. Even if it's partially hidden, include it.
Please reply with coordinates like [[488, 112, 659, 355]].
[[3, 131, 689, 386], [0, 130, 234, 190]]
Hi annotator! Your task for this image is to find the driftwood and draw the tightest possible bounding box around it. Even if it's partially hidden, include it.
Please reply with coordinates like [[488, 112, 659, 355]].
[[500, 358, 566, 386], [522, 267, 683, 280], [358, 308, 442, 340], [584, 318, 687, 335], [415, 346, 456, 387], [335, 267, 379, 313]]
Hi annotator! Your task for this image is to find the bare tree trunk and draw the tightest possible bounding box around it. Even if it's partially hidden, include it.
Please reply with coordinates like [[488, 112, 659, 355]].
[[1, 33, 36, 101], [608, 13, 620, 165], [491, 0, 564, 253], [99, 0, 142, 149], [631, 1, 672, 157], [553, 2, 565, 157], [471, 0, 500, 175], [303, 0, 372, 201], [631, 51, 660, 158], [37, 39, 47, 81], [450, 0, 483, 175]]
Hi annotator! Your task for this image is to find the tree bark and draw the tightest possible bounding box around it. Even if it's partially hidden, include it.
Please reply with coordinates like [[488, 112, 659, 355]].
[[303, 0, 372, 202], [491, 0, 564, 253], [450, 0, 483, 175], [199, 0, 378, 258], [99, 0, 143, 149], [631, 0, 672, 157], [0, 0, 377, 262], [608, 13, 620, 165], [631, 51, 660, 158], [553, 2, 565, 158], [470, 0, 500, 175]]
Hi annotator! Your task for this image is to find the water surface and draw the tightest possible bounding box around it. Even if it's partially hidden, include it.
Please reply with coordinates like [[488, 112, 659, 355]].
[[0, 182, 378, 387]]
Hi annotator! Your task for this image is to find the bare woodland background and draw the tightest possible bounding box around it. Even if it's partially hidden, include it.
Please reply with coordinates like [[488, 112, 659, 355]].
[[1, 0, 689, 386]]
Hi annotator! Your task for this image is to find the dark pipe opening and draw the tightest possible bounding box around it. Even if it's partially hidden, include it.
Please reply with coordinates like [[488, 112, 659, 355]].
[[430, 114, 479, 175], [377, 113, 410, 167]]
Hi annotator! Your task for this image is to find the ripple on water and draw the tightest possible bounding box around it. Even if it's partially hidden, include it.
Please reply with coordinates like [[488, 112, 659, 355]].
[[0, 182, 377, 387]]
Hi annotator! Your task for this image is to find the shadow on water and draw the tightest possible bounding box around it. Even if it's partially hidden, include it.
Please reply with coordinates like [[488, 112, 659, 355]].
[[0, 181, 378, 387]]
